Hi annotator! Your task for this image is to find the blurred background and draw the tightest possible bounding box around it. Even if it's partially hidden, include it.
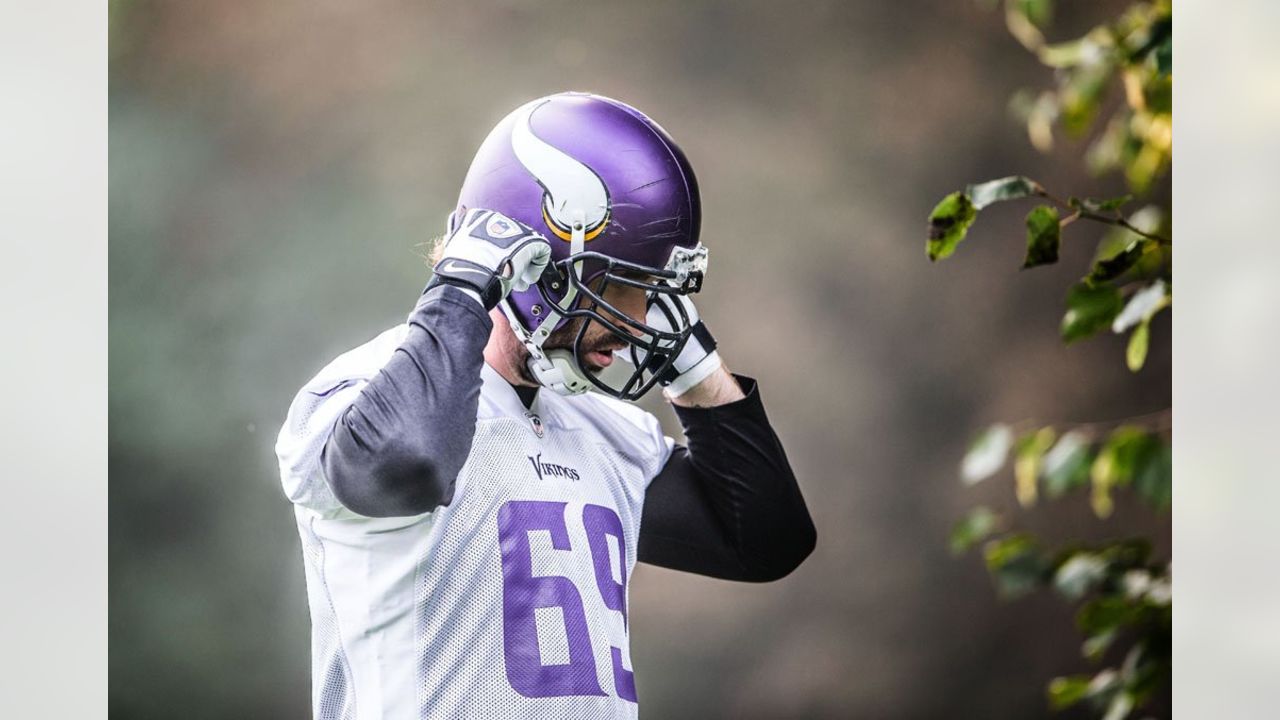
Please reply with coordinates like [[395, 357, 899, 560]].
[[109, 1, 1170, 717]]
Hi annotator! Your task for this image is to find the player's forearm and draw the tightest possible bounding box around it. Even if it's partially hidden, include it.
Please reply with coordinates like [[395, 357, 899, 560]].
[[640, 376, 816, 581], [666, 364, 745, 408], [321, 285, 492, 517]]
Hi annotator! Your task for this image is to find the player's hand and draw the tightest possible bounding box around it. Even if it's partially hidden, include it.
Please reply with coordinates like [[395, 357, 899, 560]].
[[632, 293, 722, 398], [429, 209, 552, 309]]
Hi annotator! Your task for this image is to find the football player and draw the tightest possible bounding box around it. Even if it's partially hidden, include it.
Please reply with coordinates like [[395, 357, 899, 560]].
[[276, 92, 816, 719]]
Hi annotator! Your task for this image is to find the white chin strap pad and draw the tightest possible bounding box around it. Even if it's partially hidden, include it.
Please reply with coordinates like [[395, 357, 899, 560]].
[[527, 349, 591, 396], [512, 209, 592, 397]]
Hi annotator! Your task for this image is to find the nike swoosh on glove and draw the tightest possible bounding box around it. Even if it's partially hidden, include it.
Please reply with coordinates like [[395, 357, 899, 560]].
[[428, 209, 552, 310]]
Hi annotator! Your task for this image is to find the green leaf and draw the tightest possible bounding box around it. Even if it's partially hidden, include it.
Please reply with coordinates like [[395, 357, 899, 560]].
[[1086, 116, 1127, 175], [1061, 63, 1113, 136], [1015, 90, 1058, 152], [1126, 320, 1150, 372], [1014, 427, 1056, 506], [1143, 73, 1173, 115], [1132, 439, 1172, 511], [1129, 16, 1172, 65], [966, 175, 1040, 210], [1088, 240, 1148, 284], [1015, 0, 1053, 29], [1103, 691, 1135, 720], [1155, 36, 1172, 75], [927, 192, 977, 261], [1023, 205, 1061, 268], [950, 506, 1001, 555], [1054, 553, 1107, 601], [1082, 629, 1118, 660], [1090, 427, 1154, 518], [961, 423, 1013, 484], [1076, 596, 1138, 636], [1090, 451, 1117, 518], [1091, 208, 1166, 278], [1005, 3, 1046, 54], [1062, 283, 1123, 343], [984, 534, 1050, 599], [1048, 675, 1093, 710], [1124, 644, 1169, 703], [1093, 225, 1135, 264], [1039, 37, 1096, 68], [1104, 427, 1154, 479], [1042, 431, 1093, 498], [1098, 538, 1152, 570], [1090, 211, 1168, 283]]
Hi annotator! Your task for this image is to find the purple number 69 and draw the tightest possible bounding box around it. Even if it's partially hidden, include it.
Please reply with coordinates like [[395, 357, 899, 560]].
[[497, 500, 635, 702]]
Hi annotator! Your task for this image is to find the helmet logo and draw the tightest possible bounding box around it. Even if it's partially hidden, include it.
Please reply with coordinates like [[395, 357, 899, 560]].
[[511, 100, 611, 242]]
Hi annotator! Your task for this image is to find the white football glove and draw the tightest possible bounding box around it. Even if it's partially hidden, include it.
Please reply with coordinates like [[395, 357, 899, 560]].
[[633, 293, 722, 398], [428, 209, 552, 309]]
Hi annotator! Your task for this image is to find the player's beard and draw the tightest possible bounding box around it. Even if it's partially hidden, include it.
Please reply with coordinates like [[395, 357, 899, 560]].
[[517, 315, 627, 385]]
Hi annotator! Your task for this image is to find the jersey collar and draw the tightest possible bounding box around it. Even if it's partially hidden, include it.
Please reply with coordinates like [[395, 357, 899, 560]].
[[480, 362, 542, 418]]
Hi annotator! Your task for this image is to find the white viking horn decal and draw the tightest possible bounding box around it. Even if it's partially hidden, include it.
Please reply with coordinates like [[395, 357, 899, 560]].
[[511, 100, 610, 241]]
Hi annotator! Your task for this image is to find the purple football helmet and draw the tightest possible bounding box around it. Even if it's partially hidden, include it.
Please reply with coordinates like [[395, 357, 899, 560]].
[[452, 92, 708, 400]]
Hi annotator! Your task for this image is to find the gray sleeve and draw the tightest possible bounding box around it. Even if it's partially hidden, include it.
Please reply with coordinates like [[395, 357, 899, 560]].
[[319, 284, 493, 517]]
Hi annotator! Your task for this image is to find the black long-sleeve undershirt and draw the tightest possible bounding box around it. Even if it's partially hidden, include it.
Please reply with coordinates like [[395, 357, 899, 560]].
[[637, 380, 816, 581], [319, 284, 816, 580]]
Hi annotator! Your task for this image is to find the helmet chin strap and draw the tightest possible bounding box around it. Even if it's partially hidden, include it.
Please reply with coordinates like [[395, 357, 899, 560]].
[[500, 209, 593, 396]]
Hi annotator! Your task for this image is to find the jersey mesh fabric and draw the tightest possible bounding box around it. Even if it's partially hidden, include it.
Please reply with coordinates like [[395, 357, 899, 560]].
[[412, 415, 645, 719], [299, 516, 357, 720]]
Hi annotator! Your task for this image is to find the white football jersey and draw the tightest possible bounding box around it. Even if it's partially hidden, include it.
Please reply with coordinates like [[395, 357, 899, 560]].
[[275, 324, 674, 720]]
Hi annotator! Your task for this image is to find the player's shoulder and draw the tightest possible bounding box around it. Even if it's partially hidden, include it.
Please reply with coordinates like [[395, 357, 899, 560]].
[[276, 325, 409, 516], [300, 324, 410, 396], [554, 390, 664, 447], [550, 391, 674, 478]]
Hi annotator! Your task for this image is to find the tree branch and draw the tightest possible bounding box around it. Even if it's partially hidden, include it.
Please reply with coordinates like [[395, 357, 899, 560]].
[[1034, 189, 1172, 245]]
